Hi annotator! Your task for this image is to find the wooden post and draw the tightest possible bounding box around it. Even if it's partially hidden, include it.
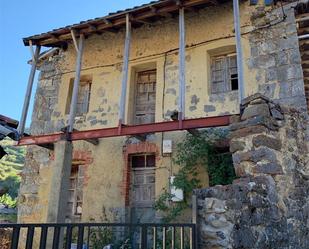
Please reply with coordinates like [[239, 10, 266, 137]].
[[233, 0, 245, 103], [119, 14, 131, 125], [68, 33, 85, 133], [178, 7, 186, 127], [18, 44, 41, 136]]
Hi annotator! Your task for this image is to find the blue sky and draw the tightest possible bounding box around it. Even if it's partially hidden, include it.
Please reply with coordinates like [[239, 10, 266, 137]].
[[0, 0, 148, 126]]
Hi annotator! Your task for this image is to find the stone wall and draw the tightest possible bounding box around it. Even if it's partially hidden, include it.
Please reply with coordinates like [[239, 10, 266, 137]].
[[248, 3, 307, 110], [195, 94, 309, 249]]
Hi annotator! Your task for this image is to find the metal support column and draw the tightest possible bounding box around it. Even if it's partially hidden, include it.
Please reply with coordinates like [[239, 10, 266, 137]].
[[119, 14, 131, 127], [178, 7, 186, 127], [233, 0, 245, 103], [18, 44, 41, 136], [68, 33, 85, 133]]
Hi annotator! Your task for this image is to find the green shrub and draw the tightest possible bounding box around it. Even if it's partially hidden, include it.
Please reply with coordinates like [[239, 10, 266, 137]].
[[0, 194, 17, 208], [154, 129, 236, 222]]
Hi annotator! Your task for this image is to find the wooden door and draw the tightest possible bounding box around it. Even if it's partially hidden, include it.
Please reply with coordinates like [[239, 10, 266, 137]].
[[130, 154, 156, 223], [134, 70, 156, 125]]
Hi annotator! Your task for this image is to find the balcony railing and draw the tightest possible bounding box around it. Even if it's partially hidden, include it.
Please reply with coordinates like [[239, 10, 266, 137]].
[[0, 222, 197, 249]]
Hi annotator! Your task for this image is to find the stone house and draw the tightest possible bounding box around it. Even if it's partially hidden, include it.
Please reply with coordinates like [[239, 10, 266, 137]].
[[17, 0, 308, 233]]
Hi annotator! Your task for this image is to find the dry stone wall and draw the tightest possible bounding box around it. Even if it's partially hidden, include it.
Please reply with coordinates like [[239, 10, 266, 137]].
[[195, 93, 309, 249]]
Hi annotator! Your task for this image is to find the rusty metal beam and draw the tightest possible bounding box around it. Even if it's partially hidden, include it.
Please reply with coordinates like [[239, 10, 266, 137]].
[[18, 115, 231, 146]]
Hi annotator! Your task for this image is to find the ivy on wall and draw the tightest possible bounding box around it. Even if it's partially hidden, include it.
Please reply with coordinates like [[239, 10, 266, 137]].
[[154, 129, 236, 222]]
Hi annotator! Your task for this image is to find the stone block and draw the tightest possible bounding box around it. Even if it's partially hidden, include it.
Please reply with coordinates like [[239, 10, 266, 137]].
[[254, 162, 283, 175], [241, 103, 270, 121], [270, 107, 284, 120], [232, 147, 277, 164], [252, 135, 282, 151], [230, 115, 279, 131], [229, 125, 268, 139], [230, 140, 246, 153], [241, 93, 271, 107]]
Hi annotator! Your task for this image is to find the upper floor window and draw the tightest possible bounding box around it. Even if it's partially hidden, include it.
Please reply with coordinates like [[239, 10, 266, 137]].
[[210, 53, 238, 94], [66, 75, 92, 116], [134, 70, 156, 125]]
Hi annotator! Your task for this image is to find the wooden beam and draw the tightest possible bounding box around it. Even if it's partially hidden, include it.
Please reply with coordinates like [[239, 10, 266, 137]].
[[119, 14, 131, 125], [18, 45, 41, 136], [233, 0, 245, 103], [178, 7, 186, 125], [88, 24, 97, 32], [70, 29, 80, 52], [103, 19, 112, 25], [17, 116, 232, 146], [24, 0, 216, 46], [68, 34, 85, 132]]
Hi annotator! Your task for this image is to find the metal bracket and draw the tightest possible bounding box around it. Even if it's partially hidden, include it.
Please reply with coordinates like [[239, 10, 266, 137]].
[[61, 126, 99, 145]]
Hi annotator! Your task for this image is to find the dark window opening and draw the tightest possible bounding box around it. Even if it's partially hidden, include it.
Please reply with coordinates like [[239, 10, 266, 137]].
[[231, 74, 239, 91], [208, 145, 237, 186], [131, 154, 156, 168]]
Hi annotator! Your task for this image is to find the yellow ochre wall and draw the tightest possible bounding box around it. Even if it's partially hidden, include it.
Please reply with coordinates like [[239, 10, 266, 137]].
[[19, 1, 276, 224]]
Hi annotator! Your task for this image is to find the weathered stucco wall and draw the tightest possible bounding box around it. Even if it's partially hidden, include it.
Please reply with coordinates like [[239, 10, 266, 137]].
[[19, 0, 307, 226]]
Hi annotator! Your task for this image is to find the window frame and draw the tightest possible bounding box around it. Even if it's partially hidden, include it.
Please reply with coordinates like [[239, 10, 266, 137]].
[[130, 153, 156, 171], [67, 164, 84, 218], [210, 52, 238, 94], [65, 76, 92, 116], [133, 69, 157, 125]]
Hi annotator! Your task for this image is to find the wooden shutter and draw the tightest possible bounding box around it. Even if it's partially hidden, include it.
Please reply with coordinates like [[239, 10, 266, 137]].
[[134, 70, 156, 124], [76, 81, 91, 116], [211, 53, 238, 94]]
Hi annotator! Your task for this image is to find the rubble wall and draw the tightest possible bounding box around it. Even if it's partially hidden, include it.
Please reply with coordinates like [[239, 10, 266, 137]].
[[195, 93, 309, 249]]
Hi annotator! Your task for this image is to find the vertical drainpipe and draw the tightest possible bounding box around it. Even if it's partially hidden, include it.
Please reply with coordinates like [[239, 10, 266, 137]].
[[233, 0, 245, 104], [68, 33, 85, 133], [18, 44, 41, 136], [178, 7, 186, 128], [119, 14, 131, 128]]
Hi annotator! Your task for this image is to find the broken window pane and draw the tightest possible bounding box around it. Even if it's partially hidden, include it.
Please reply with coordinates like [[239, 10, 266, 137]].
[[211, 53, 238, 94]]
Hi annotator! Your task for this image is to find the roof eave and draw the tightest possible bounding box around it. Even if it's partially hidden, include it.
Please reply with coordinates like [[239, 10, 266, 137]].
[[22, 0, 226, 47]]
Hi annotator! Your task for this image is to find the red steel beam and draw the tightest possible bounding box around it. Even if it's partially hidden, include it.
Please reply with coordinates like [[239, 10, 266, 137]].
[[18, 115, 231, 146]]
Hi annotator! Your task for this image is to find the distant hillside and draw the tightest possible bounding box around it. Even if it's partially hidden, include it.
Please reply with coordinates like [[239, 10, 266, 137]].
[[0, 137, 25, 198]]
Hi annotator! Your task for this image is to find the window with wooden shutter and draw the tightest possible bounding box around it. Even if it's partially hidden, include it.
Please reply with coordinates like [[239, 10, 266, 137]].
[[134, 70, 156, 125], [66, 76, 92, 116], [211, 53, 238, 94], [66, 165, 84, 220]]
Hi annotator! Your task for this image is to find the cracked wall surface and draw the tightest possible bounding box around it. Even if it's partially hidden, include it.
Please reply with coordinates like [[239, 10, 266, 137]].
[[18, 1, 308, 226]]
